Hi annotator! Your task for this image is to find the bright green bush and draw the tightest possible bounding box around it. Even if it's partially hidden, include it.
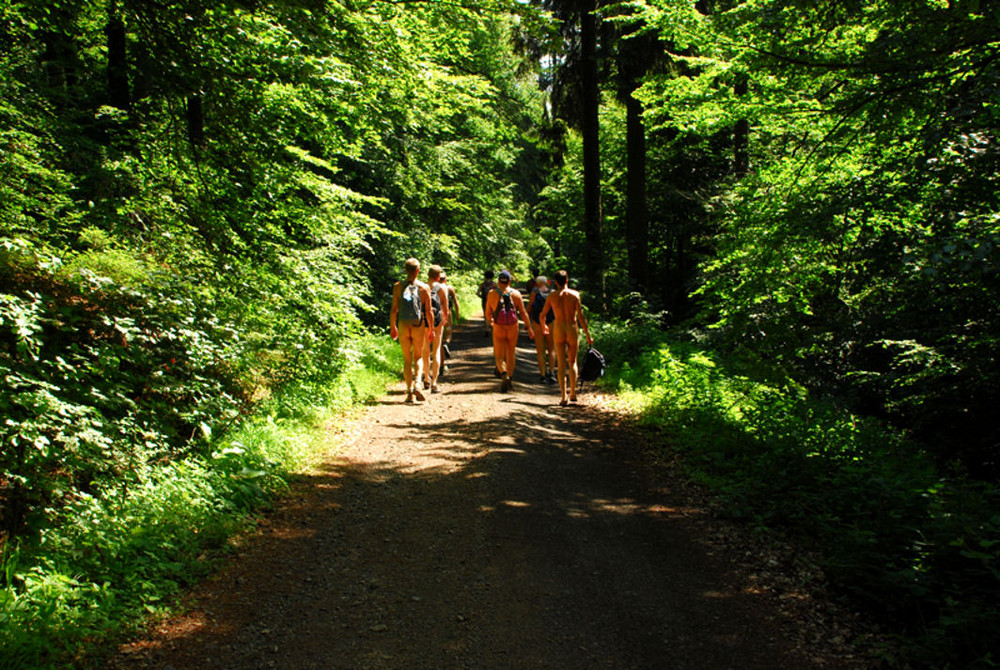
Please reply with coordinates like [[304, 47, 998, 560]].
[[0, 334, 399, 669], [595, 320, 1000, 669]]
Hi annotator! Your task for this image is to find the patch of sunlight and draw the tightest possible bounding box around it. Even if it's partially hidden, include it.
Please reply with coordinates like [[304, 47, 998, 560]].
[[609, 388, 656, 414], [590, 498, 640, 514], [565, 506, 590, 519], [499, 500, 531, 508], [533, 424, 579, 439]]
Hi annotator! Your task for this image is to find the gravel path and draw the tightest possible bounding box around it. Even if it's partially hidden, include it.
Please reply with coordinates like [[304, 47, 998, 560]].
[[111, 323, 855, 669]]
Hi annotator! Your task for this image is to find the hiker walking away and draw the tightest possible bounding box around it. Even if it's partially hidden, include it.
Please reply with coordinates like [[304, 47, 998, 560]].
[[485, 270, 533, 392], [540, 270, 593, 406], [390, 258, 434, 403], [476, 270, 497, 337], [524, 267, 540, 295], [439, 272, 460, 376], [423, 265, 450, 394], [440, 272, 460, 346], [528, 275, 556, 384]]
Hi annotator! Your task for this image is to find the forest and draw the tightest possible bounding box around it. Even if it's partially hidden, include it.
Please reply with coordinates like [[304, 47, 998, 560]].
[[1, 0, 998, 667]]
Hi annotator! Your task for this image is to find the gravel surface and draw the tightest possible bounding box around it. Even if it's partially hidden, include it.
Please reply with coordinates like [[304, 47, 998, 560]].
[[110, 323, 872, 670]]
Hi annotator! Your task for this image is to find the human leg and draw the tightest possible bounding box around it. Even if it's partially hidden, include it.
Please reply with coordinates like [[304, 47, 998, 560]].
[[430, 324, 445, 389], [532, 321, 547, 379], [545, 331, 556, 379], [555, 342, 569, 404], [399, 326, 414, 396], [566, 326, 581, 401], [497, 324, 518, 391], [418, 326, 431, 388], [400, 323, 425, 401], [497, 324, 518, 382], [491, 325, 506, 375], [553, 330, 569, 404], [410, 324, 427, 400]]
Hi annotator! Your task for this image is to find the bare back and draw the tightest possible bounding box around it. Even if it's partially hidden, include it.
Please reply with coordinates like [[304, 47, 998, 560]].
[[547, 287, 583, 326]]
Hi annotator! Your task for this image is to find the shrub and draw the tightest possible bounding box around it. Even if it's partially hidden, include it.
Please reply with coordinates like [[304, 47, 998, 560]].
[[0, 333, 399, 668], [596, 321, 1000, 669]]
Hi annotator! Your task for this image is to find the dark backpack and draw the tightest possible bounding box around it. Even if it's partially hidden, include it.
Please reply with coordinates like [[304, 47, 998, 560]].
[[579, 347, 606, 384], [430, 282, 444, 327], [493, 289, 518, 326], [529, 288, 554, 324], [399, 280, 423, 324]]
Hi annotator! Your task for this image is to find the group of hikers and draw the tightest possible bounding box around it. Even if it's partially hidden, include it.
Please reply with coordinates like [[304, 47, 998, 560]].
[[390, 258, 592, 406], [388, 259, 459, 402]]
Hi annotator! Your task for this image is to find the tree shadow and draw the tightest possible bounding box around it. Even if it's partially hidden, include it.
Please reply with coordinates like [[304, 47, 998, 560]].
[[112, 324, 811, 669], [115, 407, 811, 669]]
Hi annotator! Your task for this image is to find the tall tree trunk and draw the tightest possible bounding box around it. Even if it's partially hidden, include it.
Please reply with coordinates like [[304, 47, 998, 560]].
[[624, 92, 649, 292], [187, 93, 205, 147], [579, 0, 605, 308], [106, 12, 130, 109], [618, 24, 657, 295], [734, 74, 749, 177]]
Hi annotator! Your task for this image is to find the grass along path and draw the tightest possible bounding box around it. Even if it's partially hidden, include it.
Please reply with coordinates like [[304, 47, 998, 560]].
[[109, 322, 866, 669]]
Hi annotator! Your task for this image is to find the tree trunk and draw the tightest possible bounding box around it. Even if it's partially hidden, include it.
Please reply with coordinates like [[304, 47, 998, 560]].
[[187, 93, 205, 147], [624, 92, 649, 292], [579, 0, 605, 308], [106, 13, 130, 109]]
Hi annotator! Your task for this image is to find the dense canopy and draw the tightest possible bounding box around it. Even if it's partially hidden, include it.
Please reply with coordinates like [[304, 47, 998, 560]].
[[2, 0, 999, 667]]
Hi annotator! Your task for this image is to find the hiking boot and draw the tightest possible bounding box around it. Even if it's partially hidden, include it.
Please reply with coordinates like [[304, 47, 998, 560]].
[[539, 375, 548, 384], [413, 387, 426, 402], [405, 391, 414, 404], [501, 375, 512, 393], [494, 367, 502, 378], [431, 385, 440, 394]]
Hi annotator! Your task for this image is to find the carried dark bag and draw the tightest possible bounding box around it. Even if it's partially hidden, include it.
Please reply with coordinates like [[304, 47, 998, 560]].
[[579, 347, 606, 386]]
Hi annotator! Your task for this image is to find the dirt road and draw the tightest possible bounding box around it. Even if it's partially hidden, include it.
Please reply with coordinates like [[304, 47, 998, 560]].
[[112, 324, 854, 669]]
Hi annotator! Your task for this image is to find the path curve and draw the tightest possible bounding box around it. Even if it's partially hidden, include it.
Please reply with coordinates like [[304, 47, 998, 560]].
[[112, 323, 847, 669]]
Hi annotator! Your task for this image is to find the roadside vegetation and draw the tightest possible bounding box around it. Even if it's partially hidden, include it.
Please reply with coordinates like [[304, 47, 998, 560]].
[[594, 319, 1000, 669], [0, 237, 468, 667], [4, 0, 1000, 668], [1, 2, 534, 666]]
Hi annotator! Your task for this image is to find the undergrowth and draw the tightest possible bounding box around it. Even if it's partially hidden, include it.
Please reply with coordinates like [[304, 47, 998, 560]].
[[593, 320, 1000, 670], [0, 336, 401, 669]]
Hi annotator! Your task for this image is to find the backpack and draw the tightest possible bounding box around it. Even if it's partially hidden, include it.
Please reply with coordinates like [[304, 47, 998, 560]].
[[493, 289, 519, 326], [529, 288, 554, 324], [399, 280, 423, 324], [579, 347, 606, 384], [429, 282, 444, 328]]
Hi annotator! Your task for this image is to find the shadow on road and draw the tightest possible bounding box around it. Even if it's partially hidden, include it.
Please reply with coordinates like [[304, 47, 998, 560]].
[[111, 323, 814, 670]]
